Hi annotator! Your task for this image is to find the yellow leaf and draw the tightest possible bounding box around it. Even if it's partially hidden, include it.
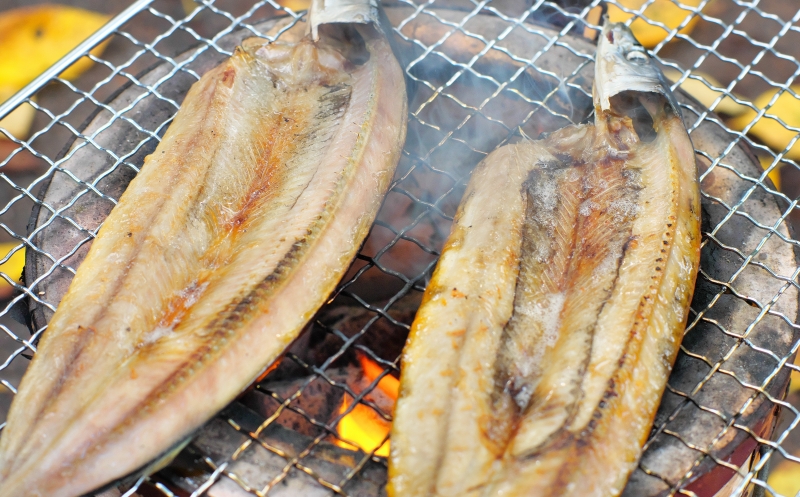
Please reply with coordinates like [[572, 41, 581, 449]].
[[608, 0, 703, 49], [278, 0, 311, 12], [181, 0, 199, 15], [662, 68, 748, 116], [767, 460, 800, 497], [729, 86, 800, 161], [790, 347, 800, 394], [0, 5, 111, 91], [0, 87, 36, 139], [0, 243, 25, 291], [757, 154, 782, 192]]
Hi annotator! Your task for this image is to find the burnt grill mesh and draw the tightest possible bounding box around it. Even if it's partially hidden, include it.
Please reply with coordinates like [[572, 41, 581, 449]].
[[1, 0, 799, 496]]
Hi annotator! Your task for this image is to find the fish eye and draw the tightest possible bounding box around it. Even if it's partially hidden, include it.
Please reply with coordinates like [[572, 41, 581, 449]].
[[626, 50, 648, 63]]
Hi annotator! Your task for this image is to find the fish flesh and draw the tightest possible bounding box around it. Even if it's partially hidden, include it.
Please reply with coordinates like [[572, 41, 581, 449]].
[[388, 22, 700, 497], [390, 22, 699, 497], [0, 21, 407, 497], [1, 21, 406, 497]]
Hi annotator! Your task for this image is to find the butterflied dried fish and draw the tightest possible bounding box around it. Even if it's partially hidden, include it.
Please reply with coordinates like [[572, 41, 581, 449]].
[[389, 22, 699, 497], [0, 13, 406, 497]]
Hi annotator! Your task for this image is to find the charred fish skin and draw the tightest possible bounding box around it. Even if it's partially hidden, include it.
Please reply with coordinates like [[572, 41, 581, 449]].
[[388, 21, 699, 497], [0, 24, 406, 497]]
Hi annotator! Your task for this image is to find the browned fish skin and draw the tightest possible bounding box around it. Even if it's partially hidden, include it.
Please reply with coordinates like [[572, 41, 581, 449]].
[[388, 23, 700, 497], [0, 25, 406, 497]]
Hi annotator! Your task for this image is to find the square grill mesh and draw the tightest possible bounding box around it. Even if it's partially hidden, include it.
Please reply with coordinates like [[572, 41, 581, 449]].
[[1, 1, 799, 496]]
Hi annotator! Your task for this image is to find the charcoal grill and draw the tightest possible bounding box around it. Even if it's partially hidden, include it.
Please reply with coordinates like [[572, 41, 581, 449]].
[[1, 1, 799, 496]]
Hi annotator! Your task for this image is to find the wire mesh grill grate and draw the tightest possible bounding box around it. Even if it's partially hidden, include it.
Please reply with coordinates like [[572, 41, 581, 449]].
[[1, 0, 799, 496]]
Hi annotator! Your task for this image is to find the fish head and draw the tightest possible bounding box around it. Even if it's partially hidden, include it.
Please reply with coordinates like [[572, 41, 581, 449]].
[[594, 20, 680, 117]]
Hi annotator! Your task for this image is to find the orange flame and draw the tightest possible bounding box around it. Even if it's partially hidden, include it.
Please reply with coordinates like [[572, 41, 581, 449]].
[[254, 360, 280, 384], [333, 354, 399, 457], [335, 395, 392, 457], [358, 352, 399, 400]]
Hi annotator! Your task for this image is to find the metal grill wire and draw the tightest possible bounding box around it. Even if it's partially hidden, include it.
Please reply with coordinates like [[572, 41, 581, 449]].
[[0, 0, 799, 495]]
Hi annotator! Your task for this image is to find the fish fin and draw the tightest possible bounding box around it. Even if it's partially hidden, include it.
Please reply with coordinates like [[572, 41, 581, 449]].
[[81, 435, 194, 497]]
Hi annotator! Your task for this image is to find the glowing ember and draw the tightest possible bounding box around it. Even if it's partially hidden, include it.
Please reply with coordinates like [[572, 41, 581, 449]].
[[254, 360, 280, 383], [333, 354, 399, 457], [358, 353, 399, 399], [335, 395, 391, 457]]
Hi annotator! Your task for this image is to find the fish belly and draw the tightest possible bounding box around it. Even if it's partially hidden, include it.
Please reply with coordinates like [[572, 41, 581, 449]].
[[389, 110, 699, 497], [0, 28, 406, 497]]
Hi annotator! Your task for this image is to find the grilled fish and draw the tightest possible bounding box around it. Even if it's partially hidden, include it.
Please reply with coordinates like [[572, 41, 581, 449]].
[[388, 22, 700, 497], [0, 21, 406, 497]]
